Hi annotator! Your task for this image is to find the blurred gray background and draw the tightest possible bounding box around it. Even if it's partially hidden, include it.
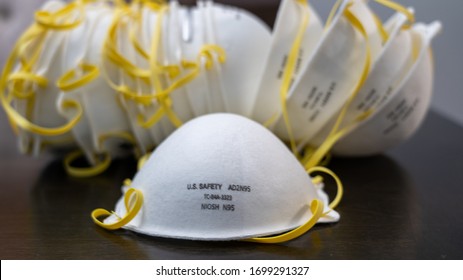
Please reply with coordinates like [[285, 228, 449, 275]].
[[1, 0, 461, 125]]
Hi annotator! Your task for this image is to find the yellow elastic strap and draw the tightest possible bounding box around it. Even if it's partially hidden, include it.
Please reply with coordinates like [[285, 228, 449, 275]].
[[303, 7, 372, 169], [272, 0, 309, 155], [137, 152, 152, 170], [246, 199, 324, 243], [374, 0, 414, 28], [8, 83, 35, 100], [307, 166, 343, 211], [7, 71, 47, 100], [137, 45, 225, 128], [104, 11, 182, 82], [303, 110, 372, 169], [148, 5, 184, 128], [91, 187, 144, 230], [311, 175, 323, 185], [64, 150, 111, 178], [136, 106, 167, 128], [0, 20, 45, 134], [8, 71, 48, 88], [136, 0, 166, 8], [325, 0, 344, 29], [130, 29, 150, 61], [105, 43, 151, 82], [57, 63, 99, 92], [34, 2, 85, 31], [372, 13, 389, 43], [102, 9, 151, 83], [1, 91, 83, 136]]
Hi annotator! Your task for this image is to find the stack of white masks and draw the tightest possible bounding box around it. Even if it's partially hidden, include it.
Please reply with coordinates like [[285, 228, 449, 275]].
[[1, 0, 441, 176]]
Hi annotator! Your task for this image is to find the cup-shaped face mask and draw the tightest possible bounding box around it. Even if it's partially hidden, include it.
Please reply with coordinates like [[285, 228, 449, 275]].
[[92, 114, 341, 242], [251, 0, 323, 125], [57, 3, 113, 164], [332, 22, 441, 156], [270, 0, 376, 144], [207, 2, 272, 117], [13, 1, 76, 156], [307, 11, 415, 149]]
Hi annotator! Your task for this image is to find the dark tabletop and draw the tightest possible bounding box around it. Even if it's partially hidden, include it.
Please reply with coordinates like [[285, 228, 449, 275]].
[[1, 110, 462, 260], [1, 0, 463, 260]]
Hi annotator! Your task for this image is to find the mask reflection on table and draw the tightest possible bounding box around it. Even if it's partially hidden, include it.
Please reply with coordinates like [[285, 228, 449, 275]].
[[30, 154, 420, 259]]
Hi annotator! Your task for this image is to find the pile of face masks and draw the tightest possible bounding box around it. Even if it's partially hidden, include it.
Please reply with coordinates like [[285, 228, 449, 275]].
[[0, 0, 441, 175], [0, 0, 441, 242]]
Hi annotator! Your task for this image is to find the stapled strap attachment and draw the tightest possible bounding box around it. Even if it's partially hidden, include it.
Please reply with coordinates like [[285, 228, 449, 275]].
[[91, 187, 144, 230]]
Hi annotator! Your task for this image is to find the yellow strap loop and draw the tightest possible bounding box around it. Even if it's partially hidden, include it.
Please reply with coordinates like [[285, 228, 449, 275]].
[[1, 94, 83, 136], [7, 71, 47, 100], [57, 63, 100, 92], [271, 0, 309, 155], [34, 2, 85, 31], [325, 0, 345, 28], [307, 166, 343, 211], [374, 0, 415, 28], [63, 150, 111, 178], [246, 199, 324, 243], [8, 72, 48, 88], [91, 188, 144, 230], [137, 45, 225, 128], [8, 84, 35, 100], [303, 7, 372, 169]]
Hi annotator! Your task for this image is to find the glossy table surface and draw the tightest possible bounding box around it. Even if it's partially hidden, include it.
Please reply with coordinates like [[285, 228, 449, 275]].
[[1, 111, 462, 260]]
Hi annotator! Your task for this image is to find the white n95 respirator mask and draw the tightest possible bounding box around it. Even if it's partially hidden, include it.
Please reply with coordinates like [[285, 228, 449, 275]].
[[7, 0, 79, 156], [91, 114, 342, 242], [332, 21, 441, 156], [304, 9, 416, 155]]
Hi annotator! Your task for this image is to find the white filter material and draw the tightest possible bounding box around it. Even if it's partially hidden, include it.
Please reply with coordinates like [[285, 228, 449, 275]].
[[82, 11, 132, 157], [26, 1, 75, 155], [333, 22, 441, 156], [210, 2, 272, 117], [57, 4, 111, 163], [251, 0, 323, 125], [15, 0, 66, 154], [307, 12, 414, 149], [105, 114, 339, 240], [178, 6, 211, 117], [272, 0, 369, 142]]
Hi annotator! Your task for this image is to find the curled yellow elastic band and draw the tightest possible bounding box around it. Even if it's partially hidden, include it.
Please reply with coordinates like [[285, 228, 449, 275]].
[[8, 71, 48, 88], [374, 0, 414, 28], [2, 95, 83, 136], [34, 2, 85, 31], [246, 199, 324, 243], [137, 45, 226, 128], [57, 63, 100, 92], [64, 150, 111, 178], [91, 188, 144, 230], [307, 166, 343, 211]]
